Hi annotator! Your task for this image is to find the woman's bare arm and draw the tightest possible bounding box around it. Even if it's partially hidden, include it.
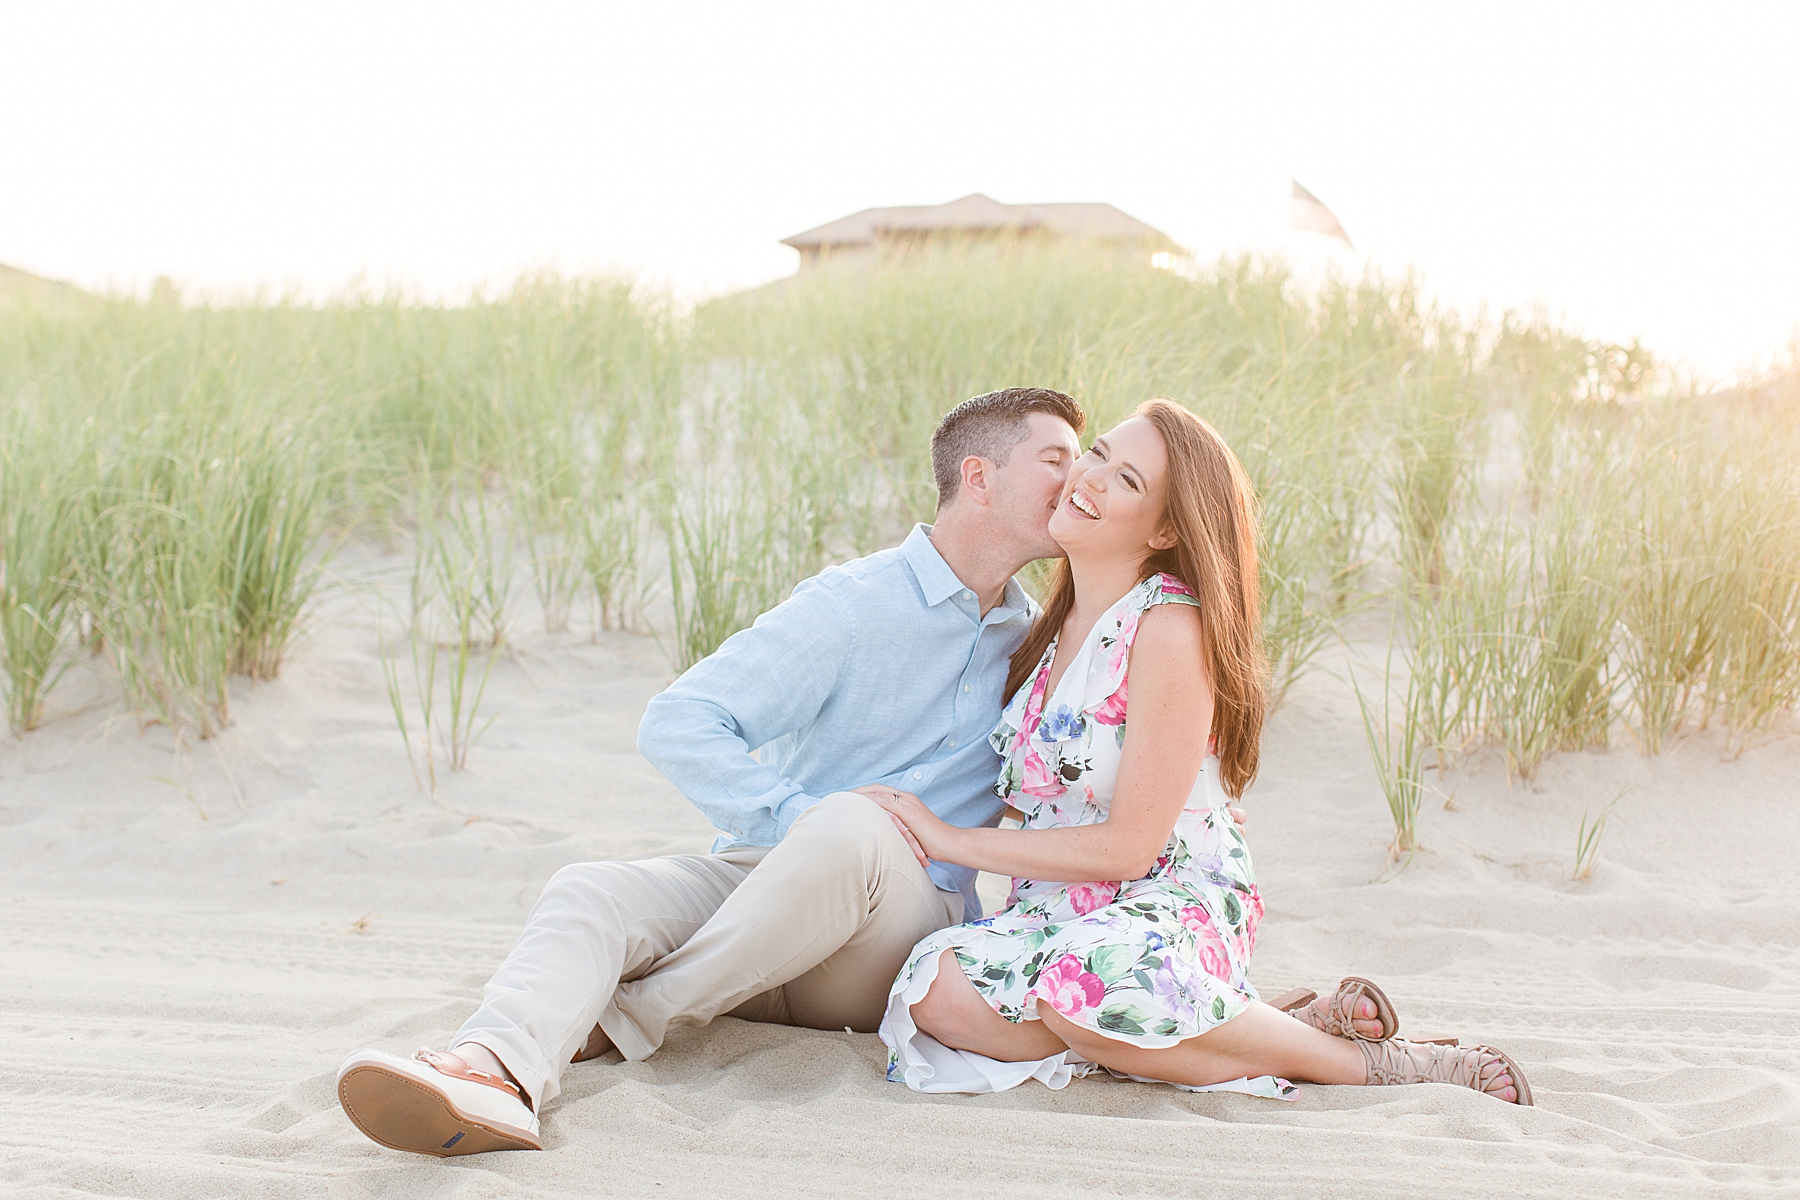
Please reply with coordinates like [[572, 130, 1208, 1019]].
[[863, 603, 1215, 882]]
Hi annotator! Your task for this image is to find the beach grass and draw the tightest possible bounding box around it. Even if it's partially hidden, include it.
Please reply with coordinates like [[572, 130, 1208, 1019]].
[[1, 250, 1794, 803]]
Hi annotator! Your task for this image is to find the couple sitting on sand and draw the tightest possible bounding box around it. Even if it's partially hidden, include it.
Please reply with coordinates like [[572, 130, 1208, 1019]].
[[336, 388, 1531, 1156]]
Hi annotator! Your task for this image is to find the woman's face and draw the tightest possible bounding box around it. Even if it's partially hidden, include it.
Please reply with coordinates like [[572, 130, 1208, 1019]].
[[1047, 415, 1174, 561]]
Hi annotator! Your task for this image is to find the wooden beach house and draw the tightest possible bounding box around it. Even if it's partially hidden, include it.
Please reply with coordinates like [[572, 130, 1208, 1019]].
[[781, 193, 1177, 272]]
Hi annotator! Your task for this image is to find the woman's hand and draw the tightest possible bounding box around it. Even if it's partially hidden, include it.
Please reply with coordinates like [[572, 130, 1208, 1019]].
[[853, 785, 960, 869]]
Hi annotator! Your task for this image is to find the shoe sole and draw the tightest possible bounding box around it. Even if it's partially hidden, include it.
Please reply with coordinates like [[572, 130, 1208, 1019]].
[[339, 1063, 543, 1156]]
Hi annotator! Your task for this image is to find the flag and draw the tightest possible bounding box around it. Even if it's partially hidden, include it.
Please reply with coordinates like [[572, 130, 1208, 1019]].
[[1291, 181, 1353, 248]]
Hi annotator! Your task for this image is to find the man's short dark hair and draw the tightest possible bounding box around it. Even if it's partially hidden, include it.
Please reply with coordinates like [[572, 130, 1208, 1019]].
[[930, 388, 1086, 508]]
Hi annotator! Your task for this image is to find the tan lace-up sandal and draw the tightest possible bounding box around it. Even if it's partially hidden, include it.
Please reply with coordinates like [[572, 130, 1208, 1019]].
[[1358, 1038, 1534, 1105], [1273, 977, 1403, 1042]]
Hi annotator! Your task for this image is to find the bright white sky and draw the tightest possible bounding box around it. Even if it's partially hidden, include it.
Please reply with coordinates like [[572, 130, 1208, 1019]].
[[5, 2, 1797, 377]]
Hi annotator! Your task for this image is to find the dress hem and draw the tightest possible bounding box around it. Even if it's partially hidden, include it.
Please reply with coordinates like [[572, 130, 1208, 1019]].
[[880, 932, 1296, 1100]]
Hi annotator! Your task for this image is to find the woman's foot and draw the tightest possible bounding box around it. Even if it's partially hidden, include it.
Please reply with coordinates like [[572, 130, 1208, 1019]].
[[336, 1047, 542, 1155], [1358, 1038, 1533, 1105], [1281, 977, 1399, 1042]]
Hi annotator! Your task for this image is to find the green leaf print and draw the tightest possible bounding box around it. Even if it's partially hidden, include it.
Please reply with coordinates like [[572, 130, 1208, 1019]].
[[1087, 944, 1137, 983], [955, 951, 981, 971], [1152, 1018, 1182, 1037], [1132, 968, 1157, 994], [1114, 722, 1127, 749], [1223, 892, 1242, 926], [1097, 1004, 1148, 1036], [1020, 930, 1046, 953], [1211, 995, 1227, 1021]]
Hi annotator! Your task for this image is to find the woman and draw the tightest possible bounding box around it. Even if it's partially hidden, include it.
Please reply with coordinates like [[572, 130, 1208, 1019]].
[[863, 400, 1531, 1103]]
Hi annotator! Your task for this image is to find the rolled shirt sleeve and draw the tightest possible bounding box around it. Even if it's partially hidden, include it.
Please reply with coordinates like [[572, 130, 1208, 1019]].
[[636, 578, 851, 847]]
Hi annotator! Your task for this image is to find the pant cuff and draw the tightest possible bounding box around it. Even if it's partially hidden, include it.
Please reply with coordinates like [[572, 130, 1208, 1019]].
[[596, 998, 662, 1062], [453, 1028, 554, 1112]]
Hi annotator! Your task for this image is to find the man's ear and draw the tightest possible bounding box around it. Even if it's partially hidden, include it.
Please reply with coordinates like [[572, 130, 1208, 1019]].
[[959, 455, 993, 507]]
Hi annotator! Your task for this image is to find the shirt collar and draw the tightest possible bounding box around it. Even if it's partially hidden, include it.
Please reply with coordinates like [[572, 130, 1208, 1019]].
[[993, 575, 1032, 622], [901, 524, 967, 608], [902, 523, 1034, 623]]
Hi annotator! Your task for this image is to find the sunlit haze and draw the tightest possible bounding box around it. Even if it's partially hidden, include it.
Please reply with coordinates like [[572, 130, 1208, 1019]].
[[5, 2, 1797, 377]]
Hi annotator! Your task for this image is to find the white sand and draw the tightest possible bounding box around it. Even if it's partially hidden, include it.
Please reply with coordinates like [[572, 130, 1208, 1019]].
[[4, 542, 1798, 1198]]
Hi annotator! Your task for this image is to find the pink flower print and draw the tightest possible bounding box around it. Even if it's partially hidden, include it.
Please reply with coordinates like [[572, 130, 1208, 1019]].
[[1020, 660, 1053, 733], [1159, 576, 1196, 599], [1019, 746, 1064, 797], [1091, 674, 1129, 727], [1238, 886, 1265, 957], [1108, 610, 1140, 675], [1195, 933, 1234, 982], [1036, 954, 1105, 1016], [1176, 905, 1215, 936], [1065, 881, 1119, 915]]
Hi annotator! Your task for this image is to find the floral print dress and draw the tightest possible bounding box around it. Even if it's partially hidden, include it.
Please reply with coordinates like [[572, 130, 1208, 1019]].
[[879, 573, 1294, 1098]]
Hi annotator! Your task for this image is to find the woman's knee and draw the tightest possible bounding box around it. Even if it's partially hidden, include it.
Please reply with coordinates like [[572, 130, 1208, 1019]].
[[911, 951, 984, 1041], [1035, 1001, 1117, 1062]]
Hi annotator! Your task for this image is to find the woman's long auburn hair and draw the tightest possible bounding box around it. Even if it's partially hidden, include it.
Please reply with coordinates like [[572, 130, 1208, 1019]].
[[1004, 398, 1267, 798]]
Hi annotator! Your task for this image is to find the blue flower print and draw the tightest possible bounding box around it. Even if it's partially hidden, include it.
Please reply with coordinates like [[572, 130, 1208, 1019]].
[[1039, 704, 1086, 742]]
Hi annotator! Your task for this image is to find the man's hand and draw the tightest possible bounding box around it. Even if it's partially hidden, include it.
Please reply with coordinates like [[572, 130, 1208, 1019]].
[[1230, 805, 1247, 830]]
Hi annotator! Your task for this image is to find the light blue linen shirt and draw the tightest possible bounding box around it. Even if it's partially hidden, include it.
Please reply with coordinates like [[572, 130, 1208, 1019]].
[[636, 524, 1035, 919]]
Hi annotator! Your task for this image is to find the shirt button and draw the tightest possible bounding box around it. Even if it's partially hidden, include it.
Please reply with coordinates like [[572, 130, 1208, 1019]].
[[948, 739, 958, 748], [912, 770, 923, 781], [961, 590, 972, 600], [963, 684, 971, 693]]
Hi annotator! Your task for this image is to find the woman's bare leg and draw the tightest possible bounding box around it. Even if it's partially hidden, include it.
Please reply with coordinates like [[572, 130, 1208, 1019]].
[[909, 949, 1071, 1061], [1038, 1000, 1519, 1100]]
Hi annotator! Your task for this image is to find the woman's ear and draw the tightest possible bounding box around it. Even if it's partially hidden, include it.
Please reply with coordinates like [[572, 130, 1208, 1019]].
[[1148, 524, 1178, 551]]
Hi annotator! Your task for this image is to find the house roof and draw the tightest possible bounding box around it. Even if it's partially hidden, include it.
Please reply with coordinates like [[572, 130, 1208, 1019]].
[[782, 193, 1175, 250], [0, 262, 87, 307]]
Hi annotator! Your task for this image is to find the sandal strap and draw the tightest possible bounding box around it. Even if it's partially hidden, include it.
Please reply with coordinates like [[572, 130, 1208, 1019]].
[[1294, 977, 1397, 1041], [414, 1048, 527, 1105], [1360, 1039, 1513, 1097]]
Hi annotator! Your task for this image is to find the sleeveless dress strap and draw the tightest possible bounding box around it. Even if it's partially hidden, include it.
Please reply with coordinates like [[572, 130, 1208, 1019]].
[[1078, 574, 1198, 716], [1143, 574, 1201, 611]]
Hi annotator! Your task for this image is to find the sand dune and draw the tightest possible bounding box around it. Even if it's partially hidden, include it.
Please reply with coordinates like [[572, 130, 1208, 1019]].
[[4, 544, 1797, 1198]]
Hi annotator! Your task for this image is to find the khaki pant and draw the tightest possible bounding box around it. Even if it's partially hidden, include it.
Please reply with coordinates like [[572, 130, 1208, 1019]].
[[454, 793, 962, 1109]]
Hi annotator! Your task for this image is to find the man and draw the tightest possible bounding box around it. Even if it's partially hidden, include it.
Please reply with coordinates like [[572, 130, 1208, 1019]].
[[337, 387, 1089, 1156]]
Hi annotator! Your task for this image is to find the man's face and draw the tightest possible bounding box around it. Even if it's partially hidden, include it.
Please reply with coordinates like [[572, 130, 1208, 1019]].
[[988, 412, 1083, 559]]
